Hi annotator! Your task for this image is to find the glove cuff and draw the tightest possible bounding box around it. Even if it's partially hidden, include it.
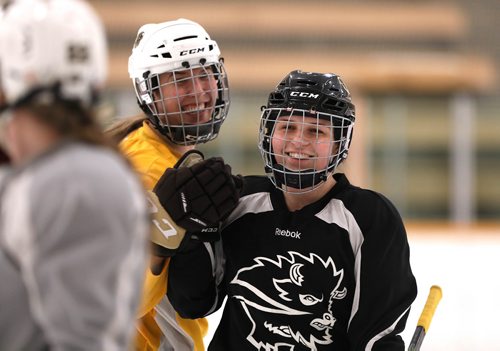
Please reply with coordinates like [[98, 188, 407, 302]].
[[173, 149, 204, 168], [148, 190, 187, 253]]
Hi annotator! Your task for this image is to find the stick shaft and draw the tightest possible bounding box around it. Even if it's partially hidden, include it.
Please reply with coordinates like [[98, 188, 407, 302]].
[[408, 327, 425, 351]]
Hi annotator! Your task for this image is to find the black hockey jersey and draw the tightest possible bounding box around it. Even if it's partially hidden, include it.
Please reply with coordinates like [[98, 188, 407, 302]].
[[168, 173, 417, 351]]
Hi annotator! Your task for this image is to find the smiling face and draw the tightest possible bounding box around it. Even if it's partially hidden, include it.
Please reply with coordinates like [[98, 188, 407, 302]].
[[154, 66, 219, 126], [271, 114, 336, 173]]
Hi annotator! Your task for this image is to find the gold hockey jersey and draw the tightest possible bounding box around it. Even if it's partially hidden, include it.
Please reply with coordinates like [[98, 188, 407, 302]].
[[120, 121, 208, 351]]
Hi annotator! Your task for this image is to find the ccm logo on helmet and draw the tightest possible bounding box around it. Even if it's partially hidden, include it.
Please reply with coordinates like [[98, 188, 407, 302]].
[[290, 91, 319, 99], [180, 47, 205, 56]]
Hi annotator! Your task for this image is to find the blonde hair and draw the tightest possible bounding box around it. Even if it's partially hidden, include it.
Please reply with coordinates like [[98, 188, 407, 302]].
[[105, 114, 147, 143]]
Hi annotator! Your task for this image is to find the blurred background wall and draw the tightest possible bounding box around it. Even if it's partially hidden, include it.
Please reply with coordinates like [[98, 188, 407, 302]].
[[92, 0, 499, 223], [90, 1, 500, 349]]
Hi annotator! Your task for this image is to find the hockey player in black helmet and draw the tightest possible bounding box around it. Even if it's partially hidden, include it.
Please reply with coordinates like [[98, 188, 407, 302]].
[[167, 70, 417, 350], [259, 70, 355, 193]]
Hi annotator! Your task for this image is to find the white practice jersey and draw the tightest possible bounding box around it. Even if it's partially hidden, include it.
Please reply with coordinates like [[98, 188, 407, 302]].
[[0, 142, 149, 351]]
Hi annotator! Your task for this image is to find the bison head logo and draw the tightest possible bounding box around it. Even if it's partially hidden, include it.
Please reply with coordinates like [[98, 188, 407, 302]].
[[230, 251, 346, 350]]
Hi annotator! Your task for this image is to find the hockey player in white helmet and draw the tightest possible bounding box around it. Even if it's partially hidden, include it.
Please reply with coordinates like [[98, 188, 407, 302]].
[[129, 18, 229, 145], [109, 18, 230, 147], [0, 0, 149, 349], [106, 18, 240, 351]]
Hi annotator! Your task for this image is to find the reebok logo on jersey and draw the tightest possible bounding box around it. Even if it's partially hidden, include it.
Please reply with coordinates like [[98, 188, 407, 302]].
[[275, 228, 301, 239]]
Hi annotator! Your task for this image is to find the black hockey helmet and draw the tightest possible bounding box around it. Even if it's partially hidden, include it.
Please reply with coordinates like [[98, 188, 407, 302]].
[[258, 70, 356, 193]]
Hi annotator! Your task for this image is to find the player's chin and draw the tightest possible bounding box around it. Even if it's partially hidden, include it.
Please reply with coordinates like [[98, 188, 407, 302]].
[[282, 159, 315, 171], [181, 111, 213, 124]]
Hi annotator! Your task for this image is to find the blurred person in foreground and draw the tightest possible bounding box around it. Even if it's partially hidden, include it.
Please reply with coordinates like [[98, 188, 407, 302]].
[[166, 70, 418, 350], [0, 0, 149, 349], [107, 18, 240, 350]]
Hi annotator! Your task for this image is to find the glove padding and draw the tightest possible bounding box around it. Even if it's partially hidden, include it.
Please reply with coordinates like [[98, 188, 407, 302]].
[[153, 153, 243, 234]]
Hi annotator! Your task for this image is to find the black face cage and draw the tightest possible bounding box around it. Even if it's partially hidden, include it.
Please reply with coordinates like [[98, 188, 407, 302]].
[[258, 107, 354, 194], [134, 61, 230, 145]]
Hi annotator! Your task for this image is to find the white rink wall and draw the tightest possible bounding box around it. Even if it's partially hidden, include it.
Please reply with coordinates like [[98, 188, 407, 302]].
[[205, 224, 500, 350], [401, 224, 500, 351]]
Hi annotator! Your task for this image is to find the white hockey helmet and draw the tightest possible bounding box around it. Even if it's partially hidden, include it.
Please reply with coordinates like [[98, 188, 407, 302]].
[[128, 18, 230, 145], [0, 0, 107, 110]]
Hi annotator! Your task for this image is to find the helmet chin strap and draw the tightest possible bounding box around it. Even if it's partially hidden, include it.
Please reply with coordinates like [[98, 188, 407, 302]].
[[167, 122, 221, 145], [1, 83, 61, 114], [0, 82, 92, 115], [267, 163, 331, 191]]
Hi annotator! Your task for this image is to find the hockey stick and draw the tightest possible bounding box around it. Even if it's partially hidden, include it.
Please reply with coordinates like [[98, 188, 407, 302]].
[[407, 285, 442, 351]]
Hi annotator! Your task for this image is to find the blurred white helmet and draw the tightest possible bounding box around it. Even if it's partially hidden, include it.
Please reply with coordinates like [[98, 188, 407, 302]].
[[128, 18, 230, 145], [0, 0, 107, 109]]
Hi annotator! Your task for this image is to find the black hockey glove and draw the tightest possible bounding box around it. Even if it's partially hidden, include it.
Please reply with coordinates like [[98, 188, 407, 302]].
[[153, 150, 243, 236], [154, 156, 242, 231]]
